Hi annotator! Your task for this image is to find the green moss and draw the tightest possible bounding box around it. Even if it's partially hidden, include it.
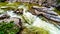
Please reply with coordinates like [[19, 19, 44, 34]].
[[0, 2, 8, 7], [22, 27, 49, 34], [54, 8, 60, 15], [0, 21, 19, 34], [0, 2, 41, 10], [23, 2, 41, 9]]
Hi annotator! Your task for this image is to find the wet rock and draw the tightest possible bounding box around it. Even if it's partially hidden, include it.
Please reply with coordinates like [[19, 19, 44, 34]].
[[42, 13, 60, 22], [0, 17, 22, 27], [0, 13, 10, 20], [31, 6, 60, 22], [41, 0, 56, 7], [32, 6, 58, 16], [14, 9, 23, 14], [55, 4, 60, 10], [29, 8, 37, 15]]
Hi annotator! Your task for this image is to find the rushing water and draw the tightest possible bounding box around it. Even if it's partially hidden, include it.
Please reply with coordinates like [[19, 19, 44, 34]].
[[0, 5, 60, 34]]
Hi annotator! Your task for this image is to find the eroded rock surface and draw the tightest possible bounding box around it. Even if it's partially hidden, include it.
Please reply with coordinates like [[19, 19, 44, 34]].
[[31, 6, 60, 22]]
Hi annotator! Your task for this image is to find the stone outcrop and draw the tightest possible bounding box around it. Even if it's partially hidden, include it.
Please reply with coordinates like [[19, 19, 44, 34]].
[[0, 14, 22, 28], [31, 6, 60, 22], [7, 0, 57, 7]]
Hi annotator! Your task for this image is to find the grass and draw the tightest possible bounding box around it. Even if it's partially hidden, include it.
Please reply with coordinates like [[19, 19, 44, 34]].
[[22, 26, 49, 34]]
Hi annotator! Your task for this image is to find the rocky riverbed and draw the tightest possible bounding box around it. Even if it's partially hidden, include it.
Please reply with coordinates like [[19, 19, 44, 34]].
[[0, 2, 60, 34]]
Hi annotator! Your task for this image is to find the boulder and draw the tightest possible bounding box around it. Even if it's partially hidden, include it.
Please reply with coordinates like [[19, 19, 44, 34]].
[[32, 6, 58, 16], [31, 6, 60, 22], [0, 17, 22, 28]]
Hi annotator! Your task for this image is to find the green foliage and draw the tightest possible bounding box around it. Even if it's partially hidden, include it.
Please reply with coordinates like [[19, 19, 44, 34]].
[[57, 0, 60, 4], [0, 21, 19, 34]]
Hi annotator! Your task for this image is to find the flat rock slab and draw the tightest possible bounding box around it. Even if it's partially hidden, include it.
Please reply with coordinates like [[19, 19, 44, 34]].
[[0, 17, 22, 28]]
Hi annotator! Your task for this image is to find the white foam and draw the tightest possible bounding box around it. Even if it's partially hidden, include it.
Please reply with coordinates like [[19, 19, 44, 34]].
[[24, 12, 60, 34], [5, 5, 60, 34]]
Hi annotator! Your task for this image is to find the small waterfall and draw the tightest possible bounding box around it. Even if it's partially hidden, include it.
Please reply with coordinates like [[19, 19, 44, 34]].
[[3, 5, 60, 34]]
